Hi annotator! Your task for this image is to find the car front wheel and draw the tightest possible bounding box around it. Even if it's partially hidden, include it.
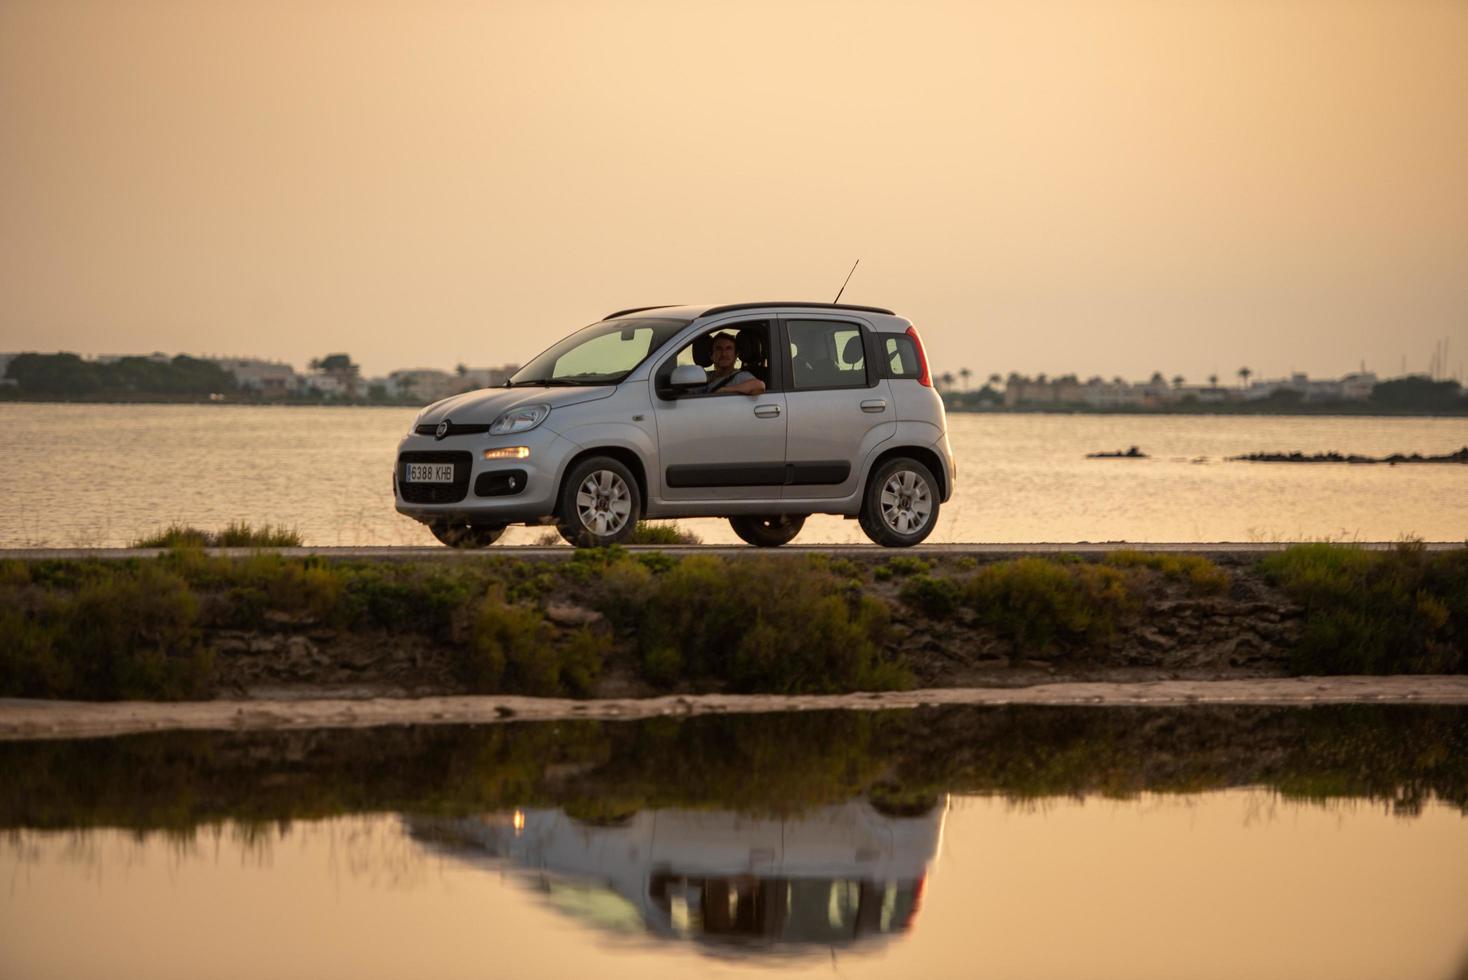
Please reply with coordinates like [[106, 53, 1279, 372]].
[[729, 514, 806, 547], [556, 456, 642, 547], [859, 458, 940, 547], [429, 521, 506, 549]]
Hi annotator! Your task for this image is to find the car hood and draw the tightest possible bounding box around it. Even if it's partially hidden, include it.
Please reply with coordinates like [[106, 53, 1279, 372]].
[[416, 385, 615, 426]]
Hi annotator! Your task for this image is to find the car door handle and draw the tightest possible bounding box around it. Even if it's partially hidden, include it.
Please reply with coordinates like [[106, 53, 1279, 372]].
[[860, 399, 888, 413], [753, 404, 781, 418]]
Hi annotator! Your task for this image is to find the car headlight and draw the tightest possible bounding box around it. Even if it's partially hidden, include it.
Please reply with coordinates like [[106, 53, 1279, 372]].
[[490, 403, 550, 434]]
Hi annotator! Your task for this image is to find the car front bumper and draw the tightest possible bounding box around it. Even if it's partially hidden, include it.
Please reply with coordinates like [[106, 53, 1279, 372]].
[[393, 427, 574, 525]]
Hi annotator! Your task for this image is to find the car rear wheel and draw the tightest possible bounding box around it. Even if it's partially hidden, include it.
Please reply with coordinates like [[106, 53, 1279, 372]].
[[556, 456, 642, 547], [859, 458, 939, 547], [429, 521, 506, 549], [729, 514, 806, 548]]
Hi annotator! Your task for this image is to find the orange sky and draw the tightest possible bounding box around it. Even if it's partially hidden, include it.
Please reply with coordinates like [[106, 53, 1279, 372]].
[[2, 0, 1465, 380]]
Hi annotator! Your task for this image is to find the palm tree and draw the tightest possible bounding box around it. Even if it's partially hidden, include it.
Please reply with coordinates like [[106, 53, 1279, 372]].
[[959, 367, 972, 390], [939, 371, 955, 391], [1208, 373, 1219, 388], [988, 373, 1003, 389], [1238, 366, 1252, 388], [1172, 374, 1185, 389]]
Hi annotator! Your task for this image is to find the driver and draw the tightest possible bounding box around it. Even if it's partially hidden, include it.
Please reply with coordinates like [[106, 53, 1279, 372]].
[[701, 333, 765, 395]]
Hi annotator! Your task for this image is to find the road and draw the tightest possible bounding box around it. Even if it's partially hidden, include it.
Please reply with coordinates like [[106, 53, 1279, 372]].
[[1, 541, 1460, 561]]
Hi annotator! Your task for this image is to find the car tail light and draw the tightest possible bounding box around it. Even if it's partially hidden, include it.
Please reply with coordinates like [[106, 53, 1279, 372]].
[[907, 325, 933, 387]]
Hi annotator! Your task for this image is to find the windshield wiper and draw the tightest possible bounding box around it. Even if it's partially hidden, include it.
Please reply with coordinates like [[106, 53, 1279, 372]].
[[506, 378, 583, 387]]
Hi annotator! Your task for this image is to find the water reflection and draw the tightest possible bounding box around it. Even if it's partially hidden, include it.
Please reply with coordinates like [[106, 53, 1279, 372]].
[[3, 705, 1468, 977], [410, 800, 943, 953], [5, 791, 1465, 980], [4, 705, 1466, 836]]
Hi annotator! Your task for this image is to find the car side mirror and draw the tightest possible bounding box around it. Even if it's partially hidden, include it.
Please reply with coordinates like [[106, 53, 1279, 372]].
[[656, 363, 707, 400]]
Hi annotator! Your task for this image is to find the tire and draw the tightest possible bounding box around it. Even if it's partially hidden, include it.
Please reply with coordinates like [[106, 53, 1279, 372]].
[[556, 456, 642, 547], [429, 521, 506, 549], [859, 458, 940, 547], [729, 514, 806, 548]]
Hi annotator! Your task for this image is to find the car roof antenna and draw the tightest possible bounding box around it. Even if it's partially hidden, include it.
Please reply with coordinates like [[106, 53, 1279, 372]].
[[832, 259, 860, 304]]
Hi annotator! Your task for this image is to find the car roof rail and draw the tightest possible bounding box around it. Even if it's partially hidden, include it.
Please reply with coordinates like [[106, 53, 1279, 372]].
[[603, 305, 680, 320], [701, 301, 895, 317]]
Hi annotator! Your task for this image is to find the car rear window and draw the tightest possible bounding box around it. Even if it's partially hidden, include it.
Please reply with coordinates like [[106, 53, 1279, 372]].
[[884, 334, 921, 379]]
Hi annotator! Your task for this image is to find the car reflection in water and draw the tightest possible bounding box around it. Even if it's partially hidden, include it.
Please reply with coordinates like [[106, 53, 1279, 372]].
[[408, 798, 947, 956]]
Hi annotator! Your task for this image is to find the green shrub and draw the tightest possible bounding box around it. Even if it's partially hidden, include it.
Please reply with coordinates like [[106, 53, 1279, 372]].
[[461, 587, 605, 696], [1259, 543, 1467, 674], [599, 554, 907, 693], [132, 522, 302, 549], [0, 563, 212, 699], [1106, 550, 1230, 596], [965, 558, 1134, 659], [626, 522, 700, 546], [899, 574, 961, 617], [883, 556, 932, 578]]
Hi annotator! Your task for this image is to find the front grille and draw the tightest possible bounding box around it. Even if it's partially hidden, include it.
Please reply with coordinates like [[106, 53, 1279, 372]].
[[398, 451, 472, 503], [415, 422, 492, 438]]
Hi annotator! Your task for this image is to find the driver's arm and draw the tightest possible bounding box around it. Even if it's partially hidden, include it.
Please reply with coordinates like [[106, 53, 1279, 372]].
[[718, 377, 766, 395]]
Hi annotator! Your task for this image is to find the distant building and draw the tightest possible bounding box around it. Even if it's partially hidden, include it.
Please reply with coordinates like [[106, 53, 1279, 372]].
[[1243, 371, 1378, 403], [296, 373, 348, 397], [95, 352, 171, 364], [449, 364, 519, 393], [0, 353, 19, 384], [1006, 370, 1378, 409], [387, 368, 457, 403], [1006, 376, 1150, 408], [1339, 372, 1378, 400], [209, 357, 297, 396]]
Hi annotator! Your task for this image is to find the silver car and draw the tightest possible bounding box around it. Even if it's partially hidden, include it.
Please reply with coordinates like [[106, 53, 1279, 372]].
[[394, 302, 955, 548]]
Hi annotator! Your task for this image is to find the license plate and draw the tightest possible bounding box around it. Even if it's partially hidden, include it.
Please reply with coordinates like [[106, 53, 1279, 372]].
[[405, 462, 455, 483]]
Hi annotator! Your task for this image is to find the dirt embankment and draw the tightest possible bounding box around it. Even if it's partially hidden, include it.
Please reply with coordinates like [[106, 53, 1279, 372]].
[[158, 552, 1301, 697], [4, 545, 1461, 705]]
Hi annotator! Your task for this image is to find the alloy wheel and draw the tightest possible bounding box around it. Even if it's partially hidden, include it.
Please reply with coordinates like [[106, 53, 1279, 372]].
[[574, 469, 633, 536], [879, 469, 933, 535]]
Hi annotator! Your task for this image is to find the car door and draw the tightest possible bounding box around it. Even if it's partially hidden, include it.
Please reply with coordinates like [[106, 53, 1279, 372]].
[[779, 316, 893, 501], [650, 320, 788, 502]]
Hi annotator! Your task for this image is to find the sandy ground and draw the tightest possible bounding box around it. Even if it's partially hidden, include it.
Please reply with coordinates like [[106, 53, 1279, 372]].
[[3, 675, 1467, 741]]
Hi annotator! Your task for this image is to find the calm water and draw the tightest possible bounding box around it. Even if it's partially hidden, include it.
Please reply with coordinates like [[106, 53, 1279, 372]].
[[0, 403, 1464, 547], [2, 706, 1467, 979]]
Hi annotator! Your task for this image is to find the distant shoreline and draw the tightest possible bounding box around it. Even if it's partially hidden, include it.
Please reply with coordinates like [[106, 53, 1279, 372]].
[[943, 403, 1468, 418], [2, 394, 1467, 418]]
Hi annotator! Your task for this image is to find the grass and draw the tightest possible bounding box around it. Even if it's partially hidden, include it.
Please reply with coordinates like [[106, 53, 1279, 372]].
[[893, 552, 1236, 661], [132, 521, 303, 548], [0, 561, 213, 700], [595, 553, 909, 692], [4, 544, 1463, 700], [625, 521, 701, 545], [965, 558, 1135, 658], [1104, 549, 1231, 596], [0, 548, 905, 700], [534, 522, 701, 546], [1259, 541, 1467, 674]]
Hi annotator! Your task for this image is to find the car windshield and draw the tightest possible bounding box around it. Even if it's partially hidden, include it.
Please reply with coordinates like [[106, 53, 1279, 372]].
[[508, 317, 691, 387]]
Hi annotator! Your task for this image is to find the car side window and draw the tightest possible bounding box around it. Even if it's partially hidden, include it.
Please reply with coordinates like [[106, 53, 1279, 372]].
[[788, 320, 868, 390], [659, 321, 772, 396]]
